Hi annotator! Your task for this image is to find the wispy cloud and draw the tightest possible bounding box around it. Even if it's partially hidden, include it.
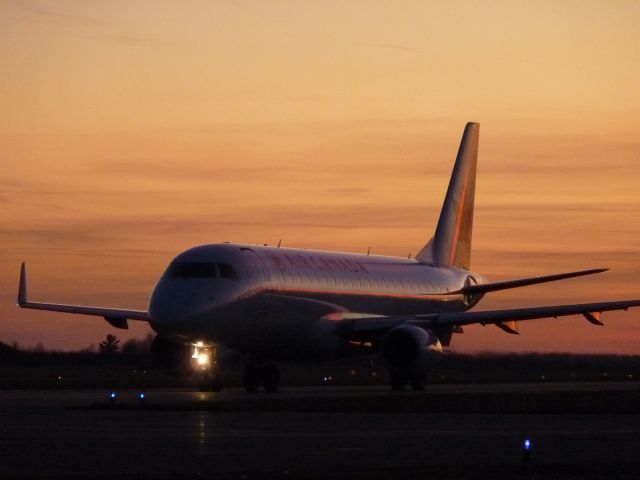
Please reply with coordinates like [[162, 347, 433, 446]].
[[93, 160, 280, 180], [369, 42, 419, 53], [11, 1, 163, 48], [323, 187, 371, 197], [1, 226, 99, 245], [12, 0, 107, 27], [84, 33, 165, 48]]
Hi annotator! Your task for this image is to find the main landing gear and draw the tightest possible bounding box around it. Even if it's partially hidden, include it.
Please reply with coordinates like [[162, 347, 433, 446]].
[[390, 371, 427, 392], [243, 362, 280, 393]]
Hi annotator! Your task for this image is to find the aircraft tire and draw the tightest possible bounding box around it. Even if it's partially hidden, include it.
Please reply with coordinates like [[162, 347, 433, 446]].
[[197, 374, 212, 392], [262, 364, 280, 393], [410, 374, 427, 391], [390, 371, 406, 392], [211, 375, 223, 392], [243, 364, 261, 392]]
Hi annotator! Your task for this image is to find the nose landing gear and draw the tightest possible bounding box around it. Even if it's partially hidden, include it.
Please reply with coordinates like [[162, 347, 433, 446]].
[[197, 373, 223, 392], [193, 342, 223, 392], [390, 371, 428, 392]]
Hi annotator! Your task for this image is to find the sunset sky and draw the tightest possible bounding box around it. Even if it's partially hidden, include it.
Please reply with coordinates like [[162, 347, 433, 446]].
[[1, 0, 639, 353]]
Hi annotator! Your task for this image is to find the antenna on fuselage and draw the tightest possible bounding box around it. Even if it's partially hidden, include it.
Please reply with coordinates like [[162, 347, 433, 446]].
[[277, 239, 282, 248], [367, 246, 371, 256]]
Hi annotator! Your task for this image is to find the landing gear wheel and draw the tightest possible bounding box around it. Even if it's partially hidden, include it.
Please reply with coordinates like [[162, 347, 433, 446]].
[[390, 372, 406, 392], [410, 374, 427, 391], [262, 364, 280, 393], [210, 375, 223, 392], [243, 364, 261, 392], [198, 374, 212, 392]]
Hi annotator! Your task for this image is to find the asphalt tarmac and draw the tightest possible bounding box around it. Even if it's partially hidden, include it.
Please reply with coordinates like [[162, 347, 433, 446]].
[[1, 384, 639, 479]]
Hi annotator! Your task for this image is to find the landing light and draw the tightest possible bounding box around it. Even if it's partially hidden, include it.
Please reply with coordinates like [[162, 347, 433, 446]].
[[197, 352, 210, 367]]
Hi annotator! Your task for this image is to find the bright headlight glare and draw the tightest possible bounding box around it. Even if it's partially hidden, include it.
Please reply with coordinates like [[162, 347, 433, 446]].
[[197, 352, 210, 366]]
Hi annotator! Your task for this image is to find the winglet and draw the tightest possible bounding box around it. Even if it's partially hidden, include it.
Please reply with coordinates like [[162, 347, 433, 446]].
[[18, 262, 27, 306]]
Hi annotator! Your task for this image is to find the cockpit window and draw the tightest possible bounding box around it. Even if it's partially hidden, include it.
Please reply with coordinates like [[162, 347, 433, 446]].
[[167, 262, 217, 278], [218, 263, 238, 279], [166, 262, 238, 280]]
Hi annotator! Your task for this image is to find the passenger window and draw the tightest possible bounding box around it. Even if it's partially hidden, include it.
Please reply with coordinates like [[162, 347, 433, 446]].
[[218, 263, 238, 280], [327, 274, 336, 287]]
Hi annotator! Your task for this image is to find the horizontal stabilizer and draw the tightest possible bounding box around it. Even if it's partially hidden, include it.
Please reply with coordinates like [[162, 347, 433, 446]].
[[457, 268, 607, 295]]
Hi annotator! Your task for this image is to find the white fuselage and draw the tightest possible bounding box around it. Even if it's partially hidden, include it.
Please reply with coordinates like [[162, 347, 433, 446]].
[[148, 243, 485, 360]]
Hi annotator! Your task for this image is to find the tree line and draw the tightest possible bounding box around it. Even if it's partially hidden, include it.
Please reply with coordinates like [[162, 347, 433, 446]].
[[1, 335, 639, 384]]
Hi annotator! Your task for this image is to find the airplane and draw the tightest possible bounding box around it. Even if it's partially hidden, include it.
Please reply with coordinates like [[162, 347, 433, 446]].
[[17, 122, 640, 392]]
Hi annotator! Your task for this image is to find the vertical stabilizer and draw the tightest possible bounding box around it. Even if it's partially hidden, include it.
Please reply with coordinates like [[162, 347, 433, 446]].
[[416, 122, 479, 270]]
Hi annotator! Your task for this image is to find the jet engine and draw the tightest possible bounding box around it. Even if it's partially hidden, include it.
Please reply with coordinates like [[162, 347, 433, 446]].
[[150, 335, 193, 376], [382, 325, 443, 377]]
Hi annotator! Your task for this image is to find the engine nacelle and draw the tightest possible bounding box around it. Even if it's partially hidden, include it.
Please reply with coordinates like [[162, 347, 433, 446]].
[[150, 335, 193, 376], [382, 325, 443, 377]]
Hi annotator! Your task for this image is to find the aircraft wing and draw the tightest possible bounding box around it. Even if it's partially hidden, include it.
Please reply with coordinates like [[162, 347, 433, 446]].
[[335, 299, 640, 340], [17, 263, 148, 329]]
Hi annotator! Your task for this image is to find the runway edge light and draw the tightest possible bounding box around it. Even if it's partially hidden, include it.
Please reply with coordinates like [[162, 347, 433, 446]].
[[521, 438, 533, 473]]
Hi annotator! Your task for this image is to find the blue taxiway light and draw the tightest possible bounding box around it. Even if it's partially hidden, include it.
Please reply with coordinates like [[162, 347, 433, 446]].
[[139, 393, 146, 400], [110, 392, 117, 399], [523, 439, 531, 450]]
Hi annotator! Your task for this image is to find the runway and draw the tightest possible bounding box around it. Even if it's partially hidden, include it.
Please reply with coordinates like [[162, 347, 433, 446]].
[[1, 384, 639, 479]]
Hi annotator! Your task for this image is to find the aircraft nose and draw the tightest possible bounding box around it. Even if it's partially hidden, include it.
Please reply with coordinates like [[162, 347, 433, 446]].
[[148, 280, 195, 333]]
